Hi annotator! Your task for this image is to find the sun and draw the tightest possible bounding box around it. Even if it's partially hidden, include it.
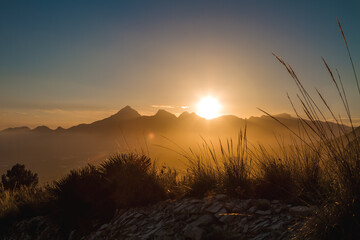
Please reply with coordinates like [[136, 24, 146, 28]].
[[196, 96, 222, 119]]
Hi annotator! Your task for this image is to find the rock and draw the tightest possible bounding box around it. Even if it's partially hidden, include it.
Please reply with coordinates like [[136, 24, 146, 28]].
[[255, 210, 271, 216], [206, 202, 224, 213], [218, 213, 240, 223], [191, 214, 216, 227], [216, 208, 227, 215], [256, 199, 271, 211], [239, 217, 247, 225], [289, 206, 313, 217], [98, 223, 109, 231], [174, 203, 187, 212], [241, 199, 252, 210], [243, 224, 249, 233], [248, 206, 257, 214], [268, 221, 284, 230], [189, 199, 203, 204], [184, 225, 205, 240], [214, 194, 228, 201], [3, 196, 311, 240], [68, 230, 76, 240]]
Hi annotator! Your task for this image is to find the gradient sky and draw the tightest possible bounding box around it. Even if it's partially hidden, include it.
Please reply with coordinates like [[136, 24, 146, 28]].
[[1, 0, 359, 129]]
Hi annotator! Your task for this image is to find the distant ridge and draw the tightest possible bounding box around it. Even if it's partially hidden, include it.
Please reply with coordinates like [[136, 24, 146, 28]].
[[178, 111, 199, 120], [67, 105, 141, 132], [154, 109, 176, 119], [32, 126, 52, 133], [2, 126, 30, 133], [110, 105, 141, 120], [0, 106, 351, 136]]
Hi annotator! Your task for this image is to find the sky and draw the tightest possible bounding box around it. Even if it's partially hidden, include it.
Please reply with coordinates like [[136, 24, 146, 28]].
[[1, 0, 360, 129]]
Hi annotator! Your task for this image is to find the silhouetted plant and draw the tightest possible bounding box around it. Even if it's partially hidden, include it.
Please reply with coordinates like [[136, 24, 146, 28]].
[[261, 19, 360, 240], [0, 186, 51, 234], [49, 165, 113, 235], [178, 130, 252, 197], [256, 157, 295, 200], [48, 153, 166, 237], [1, 164, 38, 191], [101, 153, 166, 208], [221, 130, 253, 198]]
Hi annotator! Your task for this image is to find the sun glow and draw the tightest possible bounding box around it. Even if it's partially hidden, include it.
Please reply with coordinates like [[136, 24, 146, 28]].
[[196, 96, 222, 119]]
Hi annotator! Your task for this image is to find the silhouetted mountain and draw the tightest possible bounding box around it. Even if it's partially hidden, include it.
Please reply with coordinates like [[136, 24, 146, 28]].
[[32, 126, 52, 133], [68, 106, 141, 133], [274, 113, 292, 119], [110, 105, 141, 120], [2, 126, 31, 133], [0, 106, 353, 183], [55, 126, 65, 132], [154, 109, 176, 119], [178, 111, 200, 120]]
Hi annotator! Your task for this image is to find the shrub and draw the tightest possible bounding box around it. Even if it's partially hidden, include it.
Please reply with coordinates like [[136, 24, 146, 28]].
[[0, 186, 50, 233], [48, 153, 166, 236], [100, 153, 166, 208], [1, 164, 38, 190], [49, 165, 112, 234]]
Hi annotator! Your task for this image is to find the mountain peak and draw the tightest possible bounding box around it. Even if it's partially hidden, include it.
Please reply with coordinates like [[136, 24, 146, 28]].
[[178, 111, 198, 119], [112, 106, 141, 120], [33, 126, 52, 132], [154, 109, 176, 119], [178, 111, 190, 118]]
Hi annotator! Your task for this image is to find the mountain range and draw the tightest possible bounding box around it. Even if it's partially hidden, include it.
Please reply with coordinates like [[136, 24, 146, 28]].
[[0, 106, 352, 183]]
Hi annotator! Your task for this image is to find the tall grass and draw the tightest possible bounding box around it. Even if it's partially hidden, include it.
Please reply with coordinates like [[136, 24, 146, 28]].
[[177, 130, 325, 202], [176, 130, 253, 198], [257, 19, 360, 239], [0, 186, 51, 233], [253, 143, 324, 203]]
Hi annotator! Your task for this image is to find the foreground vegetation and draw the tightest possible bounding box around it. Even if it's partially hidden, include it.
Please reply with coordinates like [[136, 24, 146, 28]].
[[0, 124, 358, 239], [0, 19, 359, 239]]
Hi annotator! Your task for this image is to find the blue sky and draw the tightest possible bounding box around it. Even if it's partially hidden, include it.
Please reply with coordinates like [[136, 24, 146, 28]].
[[0, 0, 359, 129]]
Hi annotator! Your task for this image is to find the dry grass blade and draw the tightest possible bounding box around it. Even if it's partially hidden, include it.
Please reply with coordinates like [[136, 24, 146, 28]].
[[337, 18, 359, 94]]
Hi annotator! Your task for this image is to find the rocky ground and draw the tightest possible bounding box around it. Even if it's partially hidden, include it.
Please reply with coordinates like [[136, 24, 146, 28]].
[[2, 195, 317, 240], [83, 194, 316, 240]]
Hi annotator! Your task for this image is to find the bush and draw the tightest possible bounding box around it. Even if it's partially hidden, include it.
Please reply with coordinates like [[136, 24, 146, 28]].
[[0, 186, 50, 234], [49, 165, 113, 234], [48, 153, 166, 236], [1, 164, 38, 190], [100, 153, 166, 208]]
